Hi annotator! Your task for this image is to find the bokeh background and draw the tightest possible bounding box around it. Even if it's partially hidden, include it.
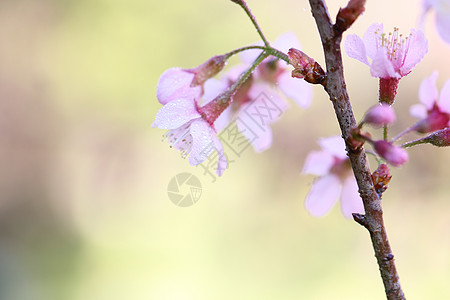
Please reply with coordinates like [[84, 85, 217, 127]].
[[1, 0, 449, 299]]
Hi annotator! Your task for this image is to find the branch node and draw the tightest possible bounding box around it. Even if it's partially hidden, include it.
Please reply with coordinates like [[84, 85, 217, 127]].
[[384, 253, 395, 261], [352, 213, 368, 228]]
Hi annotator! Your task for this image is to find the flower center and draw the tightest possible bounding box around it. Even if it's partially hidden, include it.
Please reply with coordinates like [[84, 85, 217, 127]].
[[163, 122, 194, 158], [378, 27, 411, 63]]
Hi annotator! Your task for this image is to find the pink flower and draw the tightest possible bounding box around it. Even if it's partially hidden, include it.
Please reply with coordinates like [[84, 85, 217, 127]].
[[153, 96, 228, 176], [410, 71, 450, 133], [363, 104, 396, 127], [421, 0, 450, 43], [345, 23, 428, 79], [156, 68, 202, 105], [302, 136, 364, 218], [156, 55, 227, 105], [373, 141, 409, 167]]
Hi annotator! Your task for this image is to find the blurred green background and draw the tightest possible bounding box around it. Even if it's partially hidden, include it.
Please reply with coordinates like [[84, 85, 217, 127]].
[[0, 0, 449, 299]]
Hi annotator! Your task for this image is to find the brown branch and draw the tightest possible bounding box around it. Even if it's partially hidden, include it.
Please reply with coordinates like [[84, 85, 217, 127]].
[[307, 0, 405, 299]]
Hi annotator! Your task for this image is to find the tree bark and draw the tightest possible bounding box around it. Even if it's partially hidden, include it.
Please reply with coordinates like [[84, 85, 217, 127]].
[[308, 1, 405, 299]]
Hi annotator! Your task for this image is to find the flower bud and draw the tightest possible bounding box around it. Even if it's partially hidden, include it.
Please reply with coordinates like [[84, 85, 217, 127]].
[[363, 104, 396, 127], [371, 163, 392, 195], [373, 140, 409, 166], [188, 55, 227, 87], [422, 127, 450, 147], [288, 48, 326, 85], [335, 0, 366, 33]]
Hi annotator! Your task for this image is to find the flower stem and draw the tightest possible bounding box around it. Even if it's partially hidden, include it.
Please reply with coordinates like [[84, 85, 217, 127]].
[[401, 137, 427, 148], [232, 0, 270, 47], [383, 125, 388, 141], [390, 124, 417, 143], [224, 45, 267, 59], [229, 51, 269, 93]]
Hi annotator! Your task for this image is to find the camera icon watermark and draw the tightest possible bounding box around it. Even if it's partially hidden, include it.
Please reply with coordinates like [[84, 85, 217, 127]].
[[167, 173, 202, 207]]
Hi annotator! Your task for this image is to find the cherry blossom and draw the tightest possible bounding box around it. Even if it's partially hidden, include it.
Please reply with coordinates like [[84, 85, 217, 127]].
[[153, 96, 228, 176], [410, 71, 450, 133], [421, 0, 450, 43], [156, 68, 203, 105], [345, 23, 428, 79], [302, 136, 364, 218]]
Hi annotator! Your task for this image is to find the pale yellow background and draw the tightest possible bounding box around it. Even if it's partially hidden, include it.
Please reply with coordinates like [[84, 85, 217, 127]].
[[0, 0, 449, 299]]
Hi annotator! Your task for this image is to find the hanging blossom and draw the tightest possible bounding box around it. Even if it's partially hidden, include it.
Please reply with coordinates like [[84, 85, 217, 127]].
[[153, 91, 229, 176], [410, 71, 450, 133], [302, 136, 364, 219], [345, 23, 428, 104], [421, 0, 450, 44], [156, 55, 227, 105], [213, 33, 313, 152]]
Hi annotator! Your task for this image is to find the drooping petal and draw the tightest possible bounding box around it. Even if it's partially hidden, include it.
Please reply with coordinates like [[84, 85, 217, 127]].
[[370, 50, 399, 78], [410, 104, 428, 119], [188, 120, 215, 166], [211, 134, 228, 176], [301, 150, 335, 176], [318, 136, 347, 159], [153, 98, 201, 129], [340, 176, 364, 219], [344, 34, 370, 65], [237, 118, 273, 153], [436, 10, 450, 43], [277, 72, 313, 108], [399, 29, 428, 76], [156, 68, 202, 105], [363, 23, 383, 60], [305, 174, 341, 217], [419, 71, 439, 109], [438, 79, 450, 114]]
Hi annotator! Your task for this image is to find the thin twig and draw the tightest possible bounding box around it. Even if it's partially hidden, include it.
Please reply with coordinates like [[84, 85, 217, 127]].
[[308, 0, 405, 299]]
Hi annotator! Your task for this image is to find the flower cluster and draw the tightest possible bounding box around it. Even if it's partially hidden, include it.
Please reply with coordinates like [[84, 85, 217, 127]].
[[153, 33, 313, 175]]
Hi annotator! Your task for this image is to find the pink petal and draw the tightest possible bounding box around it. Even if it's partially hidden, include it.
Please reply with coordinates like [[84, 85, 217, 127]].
[[301, 150, 334, 176], [153, 98, 201, 129], [214, 106, 232, 132], [345, 34, 370, 65], [272, 32, 302, 54], [305, 174, 341, 217], [277, 72, 313, 108], [236, 108, 273, 153], [202, 78, 229, 105], [156, 68, 202, 105], [370, 49, 399, 78], [188, 120, 215, 165], [419, 71, 439, 109], [340, 176, 364, 219], [211, 134, 228, 176], [436, 10, 450, 43], [363, 23, 384, 60], [410, 104, 428, 119], [318, 136, 347, 159], [399, 29, 428, 76], [438, 79, 450, 114]]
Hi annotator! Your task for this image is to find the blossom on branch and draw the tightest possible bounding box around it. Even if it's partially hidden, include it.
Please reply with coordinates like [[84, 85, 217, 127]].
[[410, 71, 450, 133], [302, 136, 364, 218], [345, 23, 428, 104]]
